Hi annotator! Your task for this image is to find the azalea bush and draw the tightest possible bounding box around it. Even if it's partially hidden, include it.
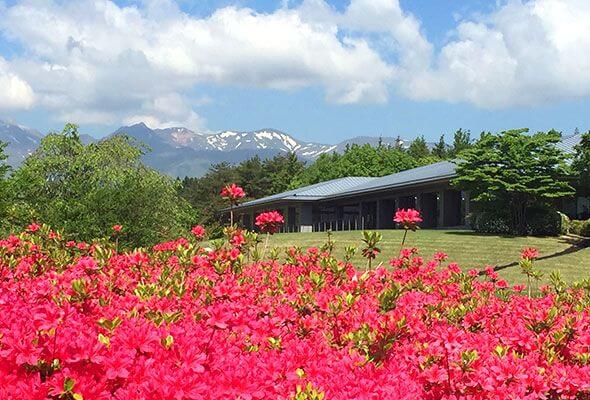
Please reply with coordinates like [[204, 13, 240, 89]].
[[3, 222, 590, 399]]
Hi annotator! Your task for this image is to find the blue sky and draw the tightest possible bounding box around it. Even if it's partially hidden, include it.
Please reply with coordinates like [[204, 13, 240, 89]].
[[1, 0, 589, 144]]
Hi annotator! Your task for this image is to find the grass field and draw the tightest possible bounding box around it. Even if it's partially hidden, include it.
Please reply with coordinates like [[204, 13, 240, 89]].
[[265, 229, 590, 285]]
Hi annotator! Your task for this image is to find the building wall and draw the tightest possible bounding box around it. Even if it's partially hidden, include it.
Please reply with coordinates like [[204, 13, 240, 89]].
[[233, 180, 470, 232], [314, 180, 468, 231]]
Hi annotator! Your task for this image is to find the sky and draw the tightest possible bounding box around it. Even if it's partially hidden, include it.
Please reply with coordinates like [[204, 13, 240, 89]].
[[0, 0, 589, 144]]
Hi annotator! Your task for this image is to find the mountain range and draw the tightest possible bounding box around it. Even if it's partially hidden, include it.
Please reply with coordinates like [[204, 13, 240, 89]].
[[0, 120, 411, 177]]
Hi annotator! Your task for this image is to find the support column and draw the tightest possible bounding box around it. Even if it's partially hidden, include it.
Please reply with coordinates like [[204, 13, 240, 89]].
[[300, 204, 313, 232], [462, 191, 470, 226], [437, 191, 445, 228]]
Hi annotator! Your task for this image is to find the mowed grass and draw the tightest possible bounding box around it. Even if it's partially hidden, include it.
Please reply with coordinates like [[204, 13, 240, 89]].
[[265, 229, 590, 285]]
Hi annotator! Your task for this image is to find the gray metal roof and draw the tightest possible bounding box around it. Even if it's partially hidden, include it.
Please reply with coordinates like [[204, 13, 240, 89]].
[[235, 176, 377, 209], [326, 160, 457, 199], [556, 133, 582, 155], [233, 134, 580, 209]]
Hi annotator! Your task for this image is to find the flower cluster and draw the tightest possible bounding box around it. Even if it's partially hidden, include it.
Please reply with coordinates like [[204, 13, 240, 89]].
[[393, 208, 423, 231], [521, 247, 540, 260], [255, 211, 284, 234], [1, 227, 590, 399], [220, 183, 245, 205], [190, 225, 206, 240]]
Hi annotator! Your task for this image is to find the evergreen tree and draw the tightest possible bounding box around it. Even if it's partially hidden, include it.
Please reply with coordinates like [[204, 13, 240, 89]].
[[432, 135, 447, 159], [452, 129, 574, 235], [408, 136, 430, 159], [450, 128, 472, 157], [263, 152, 305, 194]]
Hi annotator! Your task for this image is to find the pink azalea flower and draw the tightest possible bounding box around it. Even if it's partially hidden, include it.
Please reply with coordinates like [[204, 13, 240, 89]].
[[393, 208, 423, 231], [255, 211, 284, 235], [521, 247, 539, 260]]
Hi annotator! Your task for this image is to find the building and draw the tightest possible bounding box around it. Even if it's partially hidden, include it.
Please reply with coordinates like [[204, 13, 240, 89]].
[[232, 133, 588, 232]]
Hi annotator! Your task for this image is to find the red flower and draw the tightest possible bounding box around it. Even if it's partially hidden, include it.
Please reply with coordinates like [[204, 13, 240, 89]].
[[112, 225, 123, 232], [255, 211, 284, 234], [393, 208, 422, 231], [434, 252, 448, 262], [521, 247, 539, 260], [231, 231, 246, 247], [191, 225, 206, 240], [27, 223, 41, 233], [220, 183, 245, 205]]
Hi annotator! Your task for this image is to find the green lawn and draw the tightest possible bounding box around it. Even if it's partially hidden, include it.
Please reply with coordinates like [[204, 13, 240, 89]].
[[265, 229, 590, 285]]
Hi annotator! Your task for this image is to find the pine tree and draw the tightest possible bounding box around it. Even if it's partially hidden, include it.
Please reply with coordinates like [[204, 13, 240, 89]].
[[408, 136, 430, 159], [450, 128, 471, 157], [432, 134, 447, 159]]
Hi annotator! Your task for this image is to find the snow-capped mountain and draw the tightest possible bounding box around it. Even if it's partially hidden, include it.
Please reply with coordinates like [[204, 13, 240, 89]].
[[1, 119, 415, 177], [112, 123, 336, 159], [0, 119, 43, 166], [198, 129, 335, 156]]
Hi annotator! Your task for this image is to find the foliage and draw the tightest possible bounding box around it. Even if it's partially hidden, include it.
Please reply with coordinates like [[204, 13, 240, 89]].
[[558, 212, 571, 235], [468, 210, 511, 235], [407, 135, 430, 159], [432, 134, 447, 158], [5, 124, 195, 246], [360, 230, 381, 269], [3, 225, 590, 398], [180, 153, 304, 232], [293, 143, 421, 187], [574, 219, 590, 237], [0, 141, 10, 225], [569, 219, 590, 237], [453, 129, 575, 235], [449, 128, 472, 157], [572, 131, 590, 192]]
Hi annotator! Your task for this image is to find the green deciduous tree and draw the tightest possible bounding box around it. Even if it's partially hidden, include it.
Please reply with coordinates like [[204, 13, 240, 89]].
[[572, 131, 590, 192], [7, 124, 195, 246], [452, 129, 574, 235], [294, 144, 419, 187]]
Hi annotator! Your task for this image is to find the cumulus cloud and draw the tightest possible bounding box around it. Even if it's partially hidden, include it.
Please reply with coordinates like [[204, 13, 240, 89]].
[[0, 0, 394, 128], [0, 57, 35, 110], [0, 0, 590, 127], [399, 0, 590, 107]]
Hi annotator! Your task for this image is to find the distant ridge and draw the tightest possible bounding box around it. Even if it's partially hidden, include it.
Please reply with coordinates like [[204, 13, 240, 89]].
[[0, 119, 518, 177]]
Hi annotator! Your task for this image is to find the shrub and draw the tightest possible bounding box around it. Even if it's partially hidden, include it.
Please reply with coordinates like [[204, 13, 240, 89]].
[[581, 219, 590, 237], [469, 211, 511, 234], [557, 211, 570, 235], [526, 207, 562, 236], [570, 219, 587, 236], [470, 208, 563, 236], [3, 224, 590, 398]]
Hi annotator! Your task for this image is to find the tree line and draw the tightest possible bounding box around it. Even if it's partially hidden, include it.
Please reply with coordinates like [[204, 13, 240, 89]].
[[179, 129, 474, 231], [1, 124, 588, 245]]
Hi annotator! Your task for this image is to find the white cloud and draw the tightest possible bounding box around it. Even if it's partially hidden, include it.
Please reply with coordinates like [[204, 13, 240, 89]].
[[0, 0, 394, 128], [400, 0, 590, 107], [0, 56, 35, 110], [1, 0, 590, 126]]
